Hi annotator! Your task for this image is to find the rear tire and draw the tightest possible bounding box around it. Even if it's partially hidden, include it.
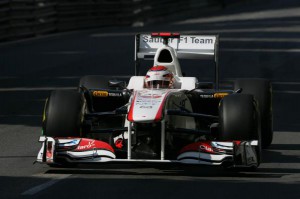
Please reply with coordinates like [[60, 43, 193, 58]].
[[79, 76, 111, 90], [43, 90, 84, 137], [234, 79, 273, 148]]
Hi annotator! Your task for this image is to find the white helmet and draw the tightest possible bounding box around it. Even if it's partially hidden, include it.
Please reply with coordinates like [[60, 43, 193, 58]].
[[145, 66, 173, 89]]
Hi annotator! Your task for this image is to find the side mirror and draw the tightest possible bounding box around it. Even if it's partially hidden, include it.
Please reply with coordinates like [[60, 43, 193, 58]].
[[108, 80, 126, 89], [233, 88, 243, 94]]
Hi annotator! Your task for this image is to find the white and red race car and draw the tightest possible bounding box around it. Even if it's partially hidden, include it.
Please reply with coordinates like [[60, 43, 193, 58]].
[[37, 33, 273, 169]]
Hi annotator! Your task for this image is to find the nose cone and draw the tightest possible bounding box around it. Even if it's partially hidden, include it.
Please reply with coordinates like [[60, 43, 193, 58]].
[[127, 90, 170, 122]]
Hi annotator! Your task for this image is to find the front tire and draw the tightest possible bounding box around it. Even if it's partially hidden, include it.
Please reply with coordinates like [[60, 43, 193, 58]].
[[219, 94, 261, 168], [43, 90, 84, 137], [219, 94, 259, 141]]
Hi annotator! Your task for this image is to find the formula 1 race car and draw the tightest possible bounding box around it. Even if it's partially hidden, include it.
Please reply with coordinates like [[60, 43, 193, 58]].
[[37, 32, 273, 169]]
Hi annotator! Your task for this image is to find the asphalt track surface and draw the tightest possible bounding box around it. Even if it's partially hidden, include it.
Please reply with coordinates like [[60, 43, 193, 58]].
[[0, 0, 300, 198]]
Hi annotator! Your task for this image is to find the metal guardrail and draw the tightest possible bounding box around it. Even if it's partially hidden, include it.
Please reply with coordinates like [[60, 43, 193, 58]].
[[0, 0, 233, 42], [0, 0, 56, 41], [0, 0, 11, 41]]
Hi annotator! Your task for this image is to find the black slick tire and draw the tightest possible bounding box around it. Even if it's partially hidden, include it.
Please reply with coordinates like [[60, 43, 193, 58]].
[[43, 90, 84, 137], [219, 94, 259, 141], [234, 79, 273, 148], [219, 94, 261, 169]]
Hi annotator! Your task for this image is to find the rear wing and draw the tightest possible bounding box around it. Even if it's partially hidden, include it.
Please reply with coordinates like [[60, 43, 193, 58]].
[[134, 33, 220, 89]]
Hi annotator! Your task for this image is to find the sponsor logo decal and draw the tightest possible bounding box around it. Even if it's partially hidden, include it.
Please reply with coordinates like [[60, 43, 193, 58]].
[[77, 140, 95, 150], [142, 35, 214, 44], [199, 94, 214, 98], [92, 91, 122, 97], [213, 93, 229, 98], [139, 106, 153, 109], [93, 91, 108, 97], [114, 138, 123, 149], [199, 144, 214, 153], [139, 95, 162, 99], [180, 141, 216, 154], [108, 93, 122, 97], [199, 93, 229, 99]]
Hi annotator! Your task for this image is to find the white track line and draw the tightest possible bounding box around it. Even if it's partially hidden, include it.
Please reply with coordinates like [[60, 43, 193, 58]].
[[22, 174, 71, 195]]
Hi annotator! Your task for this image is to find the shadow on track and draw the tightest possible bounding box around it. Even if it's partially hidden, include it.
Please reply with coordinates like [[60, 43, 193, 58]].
[[43, 161, 300, 178]]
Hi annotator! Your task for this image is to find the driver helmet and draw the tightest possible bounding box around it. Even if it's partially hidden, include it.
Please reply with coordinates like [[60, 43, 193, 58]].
[[145, 66, 173, 89]]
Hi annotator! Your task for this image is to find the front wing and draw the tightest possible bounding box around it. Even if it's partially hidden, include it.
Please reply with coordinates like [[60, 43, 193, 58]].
[[37, 136, 259, 167]]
